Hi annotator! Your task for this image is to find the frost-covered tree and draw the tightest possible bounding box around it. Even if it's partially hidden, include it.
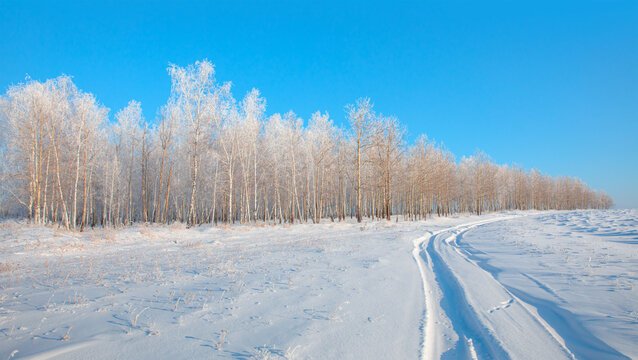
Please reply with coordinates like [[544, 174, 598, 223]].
[[237, 89, 265, 223], [371, 116, 404, 220], [168, 60, 217, 225], [0, 59, 613, 228], [306, 111, 335, 223], [114, 100, 143, 225], [346, 98, 377, 222]]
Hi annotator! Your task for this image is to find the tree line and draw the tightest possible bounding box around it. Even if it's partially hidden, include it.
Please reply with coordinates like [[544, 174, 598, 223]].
[[0, 60, 613, 229]]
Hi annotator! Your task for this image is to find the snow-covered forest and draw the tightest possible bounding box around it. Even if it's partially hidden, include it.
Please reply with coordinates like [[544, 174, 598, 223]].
[[0, 60, 613, 229]]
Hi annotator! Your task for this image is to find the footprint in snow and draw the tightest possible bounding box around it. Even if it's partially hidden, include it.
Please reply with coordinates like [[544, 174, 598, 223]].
[[489, 299, 514, 314]]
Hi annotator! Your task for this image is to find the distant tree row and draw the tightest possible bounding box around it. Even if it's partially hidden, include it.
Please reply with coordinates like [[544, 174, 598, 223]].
[[0, 60, 613, 229]]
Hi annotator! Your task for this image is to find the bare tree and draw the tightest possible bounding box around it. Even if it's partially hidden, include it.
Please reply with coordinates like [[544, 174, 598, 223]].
[[168, 60, 216, 225], [306, 111, 335, 223], [346, 98, 377, 222], [371, 116, 404, 220], [0, 60, 613, 228]]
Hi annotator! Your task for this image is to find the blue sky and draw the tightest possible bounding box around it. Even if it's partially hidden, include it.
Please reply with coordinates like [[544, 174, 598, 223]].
[[1, 0, 636, 208]]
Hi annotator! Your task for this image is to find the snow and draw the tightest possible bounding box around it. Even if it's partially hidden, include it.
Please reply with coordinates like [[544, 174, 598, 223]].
[[457, 210, 638, 359], [1, 210, 636, 359]]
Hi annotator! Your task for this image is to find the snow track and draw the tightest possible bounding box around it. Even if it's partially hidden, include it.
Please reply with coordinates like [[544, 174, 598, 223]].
[[412, 216, 575, 360]]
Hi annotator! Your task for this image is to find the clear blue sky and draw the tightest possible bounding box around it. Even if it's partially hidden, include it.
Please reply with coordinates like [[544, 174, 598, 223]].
[[1, 0, 636, 208]]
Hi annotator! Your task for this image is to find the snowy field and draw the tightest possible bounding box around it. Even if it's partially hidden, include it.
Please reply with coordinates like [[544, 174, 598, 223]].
[[0, 210, 636, 359]]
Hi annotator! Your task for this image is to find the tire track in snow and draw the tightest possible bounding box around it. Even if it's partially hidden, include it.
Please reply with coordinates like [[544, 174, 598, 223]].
[[412, 217, 513, 360], [412, 216, 575, 360]]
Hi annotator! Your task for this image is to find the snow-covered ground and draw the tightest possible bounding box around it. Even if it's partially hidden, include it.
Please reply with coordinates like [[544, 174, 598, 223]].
[[454, 210, 638, 359], [0, 210, 636, 359]]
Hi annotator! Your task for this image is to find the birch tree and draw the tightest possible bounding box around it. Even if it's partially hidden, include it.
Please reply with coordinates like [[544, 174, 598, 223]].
[[346, 98, 377, 222], [372, 116, 404, 220], [115, 100, 143, 225], [168, 60, 216, 225], [0, 60, 614, 227], [306, 111, 335, 223]]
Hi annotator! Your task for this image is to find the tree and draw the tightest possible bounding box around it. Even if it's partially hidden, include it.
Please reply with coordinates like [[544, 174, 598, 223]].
[[282, 111, 303, 223], [0, 60, 613, 227], [168, 60, 216, 225], [70, 92, 107, 230], [237, 89, 265, 223], [115, 100, 143, 225], [155, 103, 176, 223], [306, 111, 335, 223], [346, 98, 377, 222], [372, 116, 404, 220]]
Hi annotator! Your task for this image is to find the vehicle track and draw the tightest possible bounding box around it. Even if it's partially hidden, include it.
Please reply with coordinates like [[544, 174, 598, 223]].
[[412, 216, 575, 360]]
